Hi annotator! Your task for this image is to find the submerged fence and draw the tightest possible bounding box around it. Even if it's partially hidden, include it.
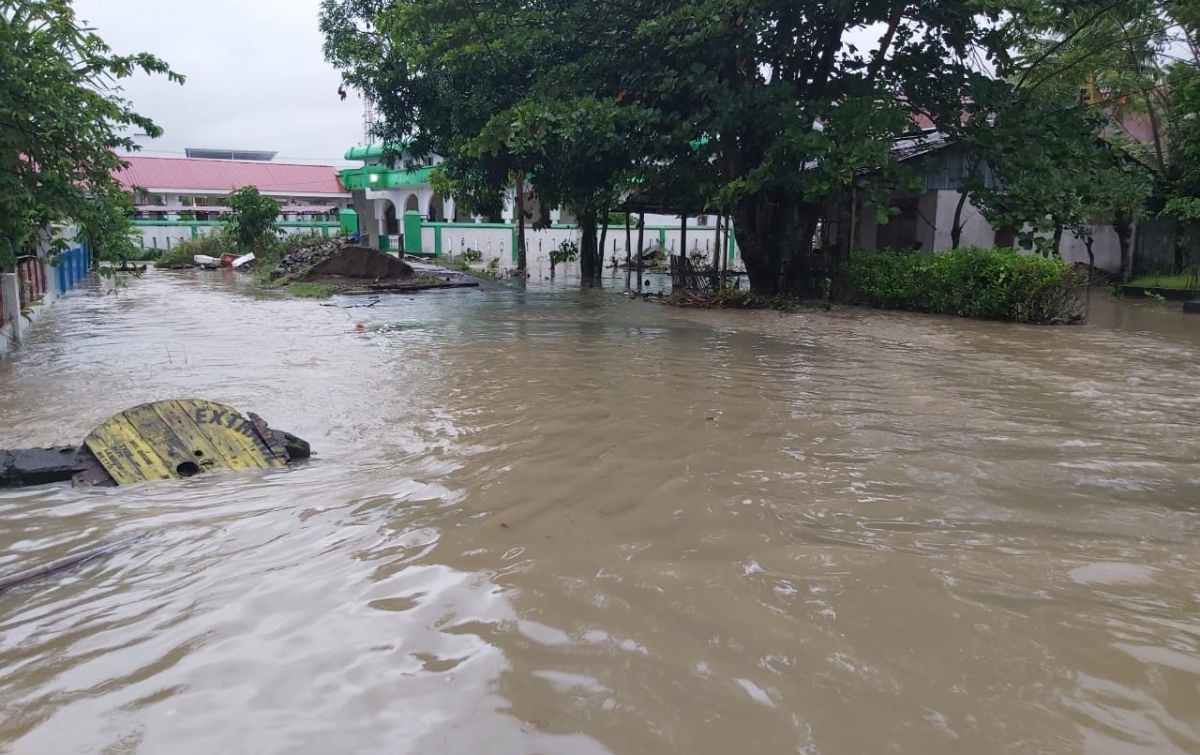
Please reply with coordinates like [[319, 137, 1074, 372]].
[[1, 242, 93, 357], [1134, 219, 1200, 275], [53, 245, 91, 295], [17, 256, 47, 308]]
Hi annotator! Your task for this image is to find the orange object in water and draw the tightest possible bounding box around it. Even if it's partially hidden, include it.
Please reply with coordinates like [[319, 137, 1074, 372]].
[[355, 322, 365, 332]]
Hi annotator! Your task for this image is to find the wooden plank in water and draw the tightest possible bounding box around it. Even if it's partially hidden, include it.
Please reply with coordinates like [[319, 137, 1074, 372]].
[[83, 400, 287, 485], [246, 412, 290, 462], [177, 399, 288, 470], [149, 400, 237, 469], [121, 402, 212, 476], [83, 413, 177, 485]]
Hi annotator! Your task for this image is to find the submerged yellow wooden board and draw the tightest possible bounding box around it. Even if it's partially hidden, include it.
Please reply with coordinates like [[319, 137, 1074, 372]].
[[83, 400, 288, 486]]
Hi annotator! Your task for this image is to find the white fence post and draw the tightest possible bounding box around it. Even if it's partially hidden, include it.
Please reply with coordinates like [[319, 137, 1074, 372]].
[[2, 273, 22, 342]]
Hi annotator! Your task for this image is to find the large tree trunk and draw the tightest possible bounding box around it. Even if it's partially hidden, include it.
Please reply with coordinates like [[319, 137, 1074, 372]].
[[711, 214, 722, 289], [732, 189, 820, 296], [715, 212, 724, 283], [680, 214, 688, 265], [1052, 223, 1064, 257], [1114, 210, 1134, 282], [636, 212, 645, 293], [514, 173, 527, 272], [580, 210, 600, 283], [624, 213, 632, 267], [950, 190, 971, 250], [598, 207, 610, 276]]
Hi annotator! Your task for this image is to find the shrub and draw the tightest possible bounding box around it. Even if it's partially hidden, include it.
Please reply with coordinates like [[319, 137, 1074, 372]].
[[846, 247, 1086, 324], [550, 240, 579, 269], [227, 186, 281, 252], [461, 248, 483, 263], [153, 228, 236, 268]]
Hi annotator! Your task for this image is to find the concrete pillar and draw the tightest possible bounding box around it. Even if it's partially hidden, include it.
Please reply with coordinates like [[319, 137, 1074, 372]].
[[2, 273, 21, 342]]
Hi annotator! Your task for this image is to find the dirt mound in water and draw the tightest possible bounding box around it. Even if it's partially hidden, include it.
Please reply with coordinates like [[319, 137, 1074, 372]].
[[309, 246, 413, 279]]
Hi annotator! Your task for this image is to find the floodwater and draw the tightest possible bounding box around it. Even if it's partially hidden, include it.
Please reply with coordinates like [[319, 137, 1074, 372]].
[[1, 270, 1198, 755]]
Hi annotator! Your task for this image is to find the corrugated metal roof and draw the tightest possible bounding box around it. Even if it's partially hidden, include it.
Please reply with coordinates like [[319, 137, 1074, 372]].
[[114, 156, 348, 196]]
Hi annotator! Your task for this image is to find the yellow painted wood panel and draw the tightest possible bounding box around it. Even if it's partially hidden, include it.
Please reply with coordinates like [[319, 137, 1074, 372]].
[[150, 400, 238, 468], [84, 413, 178, 485], [84, 400, 288, 484], [120, 403, 209, 474], [179, 400, 287, 471]]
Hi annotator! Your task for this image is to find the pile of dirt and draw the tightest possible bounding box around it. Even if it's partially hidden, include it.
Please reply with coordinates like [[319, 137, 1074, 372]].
[[270, 238, 413, 281], [310, 246, 413, 279]]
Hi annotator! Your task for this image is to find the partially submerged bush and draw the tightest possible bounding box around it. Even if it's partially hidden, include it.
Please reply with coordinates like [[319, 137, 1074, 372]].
[[153, 229, 236, 268], [846, 247, 1086, 324]]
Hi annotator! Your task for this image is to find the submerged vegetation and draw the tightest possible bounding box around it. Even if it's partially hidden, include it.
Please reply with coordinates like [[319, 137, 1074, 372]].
[[846, 248, 1087, 324], [285, 282, 335, 299], [1126, 273, 1200, 291]]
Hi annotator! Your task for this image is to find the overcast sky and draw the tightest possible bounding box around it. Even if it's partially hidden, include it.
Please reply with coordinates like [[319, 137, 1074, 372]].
[[75, 0, 364, 166]]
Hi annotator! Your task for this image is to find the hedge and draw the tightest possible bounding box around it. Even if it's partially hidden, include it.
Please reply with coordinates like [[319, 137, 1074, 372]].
[[845, 247, 1086, 324]]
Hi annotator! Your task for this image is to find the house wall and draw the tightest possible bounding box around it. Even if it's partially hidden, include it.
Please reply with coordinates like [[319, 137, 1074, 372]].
[[133, 222, 341, 252], [859, 189, 1123, 273], [932, 190, 995, 250], [1058, 225, 1121, 271], [420, 219, 739, 272]]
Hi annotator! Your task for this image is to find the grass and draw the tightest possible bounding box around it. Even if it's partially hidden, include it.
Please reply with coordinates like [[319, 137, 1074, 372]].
[[286, 282, 335, 298], [1126, 273, 1199, 290]]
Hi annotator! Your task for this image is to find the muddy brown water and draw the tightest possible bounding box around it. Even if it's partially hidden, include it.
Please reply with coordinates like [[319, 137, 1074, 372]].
[[0, 271, 1198, 755]]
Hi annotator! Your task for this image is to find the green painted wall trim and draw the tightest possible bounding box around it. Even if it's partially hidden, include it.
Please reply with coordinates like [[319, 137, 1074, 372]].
[[423, 221, 513, 229], [403, 211, 423, 254], [343, 141, 412, 161], [379, 234, 390, 251], [659, 228, 667, 250], [190, 226, 198, 239], [339, 165, 434, 190], [433, 225, 443, 257], [418, 220, 714, 232]]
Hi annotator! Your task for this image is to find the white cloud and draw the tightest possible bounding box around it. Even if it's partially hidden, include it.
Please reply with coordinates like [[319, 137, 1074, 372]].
[[74, 0, 365, 165]]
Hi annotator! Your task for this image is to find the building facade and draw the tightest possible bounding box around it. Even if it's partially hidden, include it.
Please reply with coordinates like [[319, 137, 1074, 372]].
[[113, 155, 351, 251], [338, 144, 742, 273]]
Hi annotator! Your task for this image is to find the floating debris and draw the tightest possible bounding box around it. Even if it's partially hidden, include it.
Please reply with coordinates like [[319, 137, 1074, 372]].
[[0, 400, 311, 488]]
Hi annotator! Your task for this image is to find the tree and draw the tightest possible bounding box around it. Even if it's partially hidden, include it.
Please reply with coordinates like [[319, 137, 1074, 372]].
[[0, 0, 182, 269], [226, 186, 281, 252], [77, 190, 142, 266], [955, 84, 1151, 260], [321, 0, 648, 283], [587, 0, 1031, 294], [1006, 0, 1198, 275], [324, 0, 1140, 295]]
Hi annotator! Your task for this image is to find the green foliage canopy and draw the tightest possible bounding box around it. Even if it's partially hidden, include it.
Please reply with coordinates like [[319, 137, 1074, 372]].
[[226, 186, 281, 252], [0, 0, 182, 268]]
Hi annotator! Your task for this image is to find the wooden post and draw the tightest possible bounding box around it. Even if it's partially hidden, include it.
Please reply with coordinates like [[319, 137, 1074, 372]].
[[515, 172, 527, 272], [712, 214, 722, 290], [636, 212, 645, 293], [680, 213, 688, 267], [721, 213, 729, 282], [624, 213, 632, 267]]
